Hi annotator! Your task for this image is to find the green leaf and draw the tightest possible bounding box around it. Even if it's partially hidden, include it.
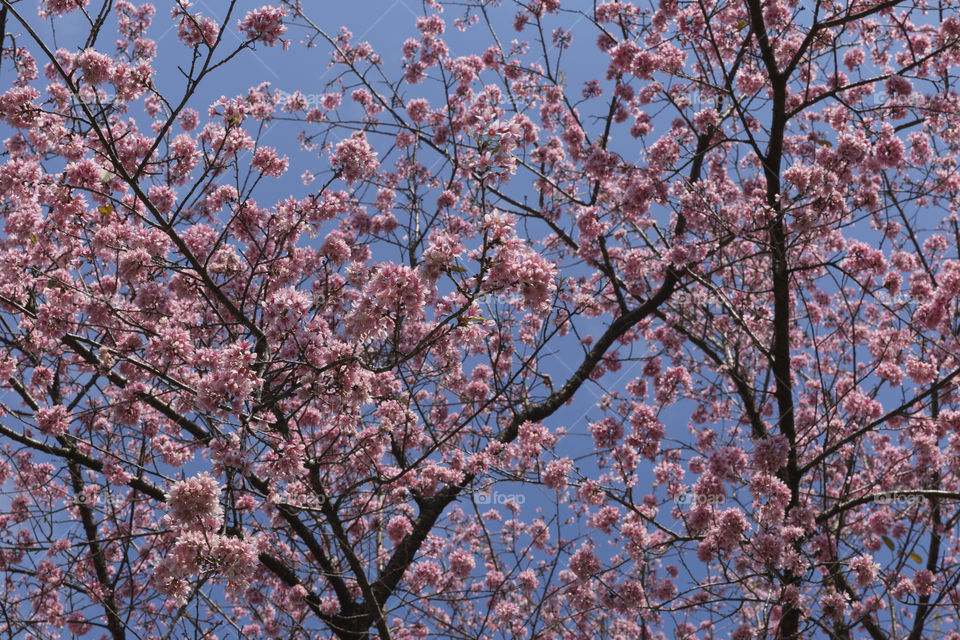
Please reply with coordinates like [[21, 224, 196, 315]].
[[909, 552, 923, 563], [882, 535, 894, 550], [817, 139, 833, 147]]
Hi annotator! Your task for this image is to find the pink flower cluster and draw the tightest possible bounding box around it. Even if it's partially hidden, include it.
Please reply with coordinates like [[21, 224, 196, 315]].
[[421, 230, 465, 280], [155, 531, 259, 604], [849, 554, 879, 588], [167, 472, 223, 529], [34, 405, 71, 437], [252, 146, 289, 178], [387, 515, 413, 545], [238, 6, 288, 47], [192, 341, 260, 412], [697, 508, 750, 562], [175, 10, 219, 47], [347, 263, 428, 340], [568, 543, 601, 580], [76, 49, 114, 86], [543, 457, 573, 491], [628, 403, 665, 461], [331, 131, 380, 184], [39, 0, 90, 18], [448, 549, 475, 577]]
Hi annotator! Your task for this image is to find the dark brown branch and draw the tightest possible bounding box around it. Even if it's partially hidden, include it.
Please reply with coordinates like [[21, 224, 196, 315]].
[[67, 460, 126, 640]]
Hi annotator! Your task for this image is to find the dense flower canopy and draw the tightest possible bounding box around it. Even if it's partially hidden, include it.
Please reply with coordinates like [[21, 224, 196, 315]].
[[2, 0, 960, 639]]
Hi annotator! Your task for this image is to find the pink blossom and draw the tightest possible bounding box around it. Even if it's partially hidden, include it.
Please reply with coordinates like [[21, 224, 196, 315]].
[[886, 75, 913, 97], [260, 439, 306, 480], [905, 357, 937, 384], [843, 241, 887, 275], [416, 15, 445, 36], [843, 48, 865, 70], [409, 561, 443, 590], [517, 568, 539, 591], [66, 612, 93, 636], [714, 508, 750, 551], [177, 13, 219, 47], [0, 86, 41, 129], [515, 252, 558, 315], [873, 126, 905, 168], [517, 420, 556, 455], [179, 108, 199, 131], [707, 446, 747, 481], [39, 0, 90, 18], [913, 569, 936, 596], [692, 108, 719, 132], [406, 98, 430, 123], [849, 554, 879, 588], [841, 390, 883, 421], [76, 49, 114, 85], [212, 536, 259, 592], [877, 362, 904, 386], [821, 589, 848, 620], [148, 185, 178, 214], [168, 473, 223, 529], [543, 457, 573, 491], [238, 6, 288, 47], [251, 146, 289, 178], [628, 403, 666, 460], [589, 417, 624, 448], [448, 550, 475, 577], [732, 623, 755, 640], [386, 515, 413, 545], [587, 505, 621, 533], [752, 435, 788, 473], [331, 131, 380, 184], [154, 530, 206, 603], [6, 3, 960, 637], [485, 568, 504, 590], [356, 263, 427, 328], [64, 158, 103, 188], [654, 366, 692, 405], [320, 231, 353, 265], [942, 15, 960, 37], [102, 459, 131, 485], [421, 230, 464, 279], [34, 405, 70, 437], [169, 134, 200, 181], [568, 543, 601, 580], [608, 41, 639, 74]]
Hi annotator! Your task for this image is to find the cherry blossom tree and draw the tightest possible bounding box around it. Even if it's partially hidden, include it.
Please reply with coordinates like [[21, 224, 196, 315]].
[[2, 0, 960, 638]]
